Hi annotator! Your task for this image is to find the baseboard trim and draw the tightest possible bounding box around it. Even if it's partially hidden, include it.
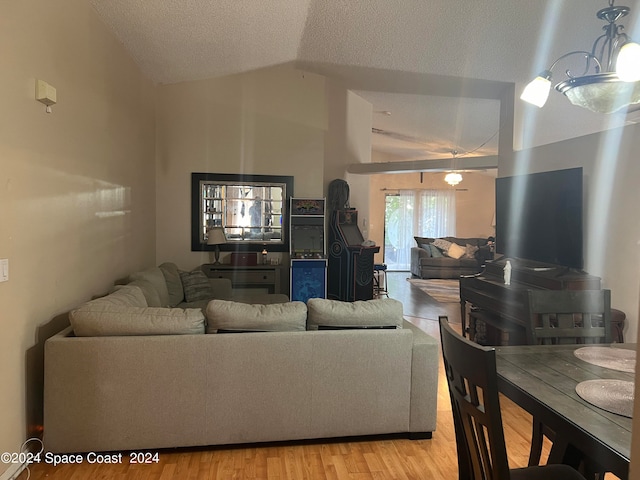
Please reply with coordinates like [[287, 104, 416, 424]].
[[0, 462, 28, 480], [408, 431, 433, 440], [0, 437, 43, 480]]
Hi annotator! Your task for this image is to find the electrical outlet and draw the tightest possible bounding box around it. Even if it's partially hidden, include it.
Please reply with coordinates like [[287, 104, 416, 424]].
[[0, 259, 8, 282]]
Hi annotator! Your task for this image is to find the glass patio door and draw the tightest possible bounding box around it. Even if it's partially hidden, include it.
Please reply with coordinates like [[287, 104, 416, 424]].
[[384, 193, 413, 271], [383, 190, 456, 271]]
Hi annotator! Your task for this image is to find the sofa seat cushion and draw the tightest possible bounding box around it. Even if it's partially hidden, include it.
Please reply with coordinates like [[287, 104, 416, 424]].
[[206, 300, 307, 333], [69, 304, 205, 336], [420, 257, 479, 268], [306, 298, 404, 330]]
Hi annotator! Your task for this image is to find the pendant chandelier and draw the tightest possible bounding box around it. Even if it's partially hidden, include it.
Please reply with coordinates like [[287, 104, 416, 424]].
[[444, 150, 463, 186], [521, 0, 640, 114], [444, 172, 463, 186]]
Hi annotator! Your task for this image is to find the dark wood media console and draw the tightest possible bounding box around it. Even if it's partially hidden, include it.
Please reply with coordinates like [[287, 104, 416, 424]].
[[459, 257, 617, 345]]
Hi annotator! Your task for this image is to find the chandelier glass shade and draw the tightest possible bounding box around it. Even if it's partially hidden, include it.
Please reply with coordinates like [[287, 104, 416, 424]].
[[521, 0, 640, 113]]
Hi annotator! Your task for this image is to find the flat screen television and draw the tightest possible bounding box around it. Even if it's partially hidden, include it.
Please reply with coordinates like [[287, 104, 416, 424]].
[[495, 167, 583, 269]]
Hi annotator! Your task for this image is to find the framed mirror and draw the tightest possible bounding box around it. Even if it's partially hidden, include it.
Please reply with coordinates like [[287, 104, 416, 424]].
[[191, 172, 294, 252]]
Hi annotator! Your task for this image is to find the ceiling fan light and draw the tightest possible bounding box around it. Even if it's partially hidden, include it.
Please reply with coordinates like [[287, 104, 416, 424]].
[[444, 172, 463, 186], [520, 72, 552, 108], [616, 42, 640, 82]]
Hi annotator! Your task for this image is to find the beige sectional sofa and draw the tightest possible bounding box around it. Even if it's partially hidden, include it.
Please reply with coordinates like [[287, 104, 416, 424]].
[[43, 263, 439, 454]]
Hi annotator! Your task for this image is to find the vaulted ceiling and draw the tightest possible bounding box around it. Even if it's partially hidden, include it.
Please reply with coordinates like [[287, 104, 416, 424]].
[[90, 0, 640, 164]]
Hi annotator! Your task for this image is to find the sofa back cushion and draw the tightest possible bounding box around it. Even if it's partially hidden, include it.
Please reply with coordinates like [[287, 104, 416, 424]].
[[306, 298, 404, 330], [414, 236, 434, 247], [415, 236, 489, 249], [206, 300, 307, 333], [90, 284, 148, 308], [70, 304, 205, 336], [128, 267, 171, 307], [159, 262, 185, 307]]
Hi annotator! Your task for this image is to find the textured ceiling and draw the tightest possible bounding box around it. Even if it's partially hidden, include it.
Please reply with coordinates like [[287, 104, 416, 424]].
[[89, 0, 640, 161]]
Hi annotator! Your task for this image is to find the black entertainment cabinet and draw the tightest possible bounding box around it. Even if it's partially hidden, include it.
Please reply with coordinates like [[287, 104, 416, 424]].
[[459, 257, 603, 345], [327, 209, 379, 302]]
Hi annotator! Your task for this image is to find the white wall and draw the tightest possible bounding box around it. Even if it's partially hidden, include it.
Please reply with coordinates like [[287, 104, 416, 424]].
[[0, 1, 155, 473], [344, 91, 373, 231], [155, 66, 327, 269]]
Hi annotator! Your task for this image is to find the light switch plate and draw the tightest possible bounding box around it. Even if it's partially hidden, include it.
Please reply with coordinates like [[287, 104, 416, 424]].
[[0, 259, 8, 282]]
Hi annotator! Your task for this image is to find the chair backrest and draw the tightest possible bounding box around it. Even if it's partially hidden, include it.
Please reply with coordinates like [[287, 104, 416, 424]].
[[438, 316, 511, 480], [526, 289, 612, 345]]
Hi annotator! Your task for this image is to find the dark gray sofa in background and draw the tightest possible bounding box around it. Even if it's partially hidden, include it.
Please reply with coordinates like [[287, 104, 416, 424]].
[[410, 236, 492, 279]]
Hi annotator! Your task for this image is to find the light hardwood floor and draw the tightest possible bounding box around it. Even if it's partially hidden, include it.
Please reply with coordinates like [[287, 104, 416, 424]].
[[18, 273, 617, 479]]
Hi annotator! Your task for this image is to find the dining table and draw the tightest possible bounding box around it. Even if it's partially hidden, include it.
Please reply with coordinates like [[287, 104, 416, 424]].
[[495, 343, 635, 479]]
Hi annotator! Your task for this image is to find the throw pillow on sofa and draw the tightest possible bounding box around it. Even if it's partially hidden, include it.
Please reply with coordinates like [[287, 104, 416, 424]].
[[464, 244, 479, 259], [206, 299, 307, 333], [432, 238, 453, 254], [306, 298, 404, 330], [179, 269, 214, 303], [428, 243, 444, 257], [447, 242, 466, 259], [418, 243, 432, 257]]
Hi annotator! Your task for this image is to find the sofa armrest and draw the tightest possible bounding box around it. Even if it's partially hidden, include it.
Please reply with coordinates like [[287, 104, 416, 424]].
[[410, 247, 430, 277], [402, 320, 439, 434], [411, 247, 431, 265], [411, 246, 431, 259]]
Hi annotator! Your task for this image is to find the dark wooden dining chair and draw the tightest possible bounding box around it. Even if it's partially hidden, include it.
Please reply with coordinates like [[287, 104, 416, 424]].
[[525, 289, 612, 346], [525, 289, 612, 470], [438, 316, 586, 480]]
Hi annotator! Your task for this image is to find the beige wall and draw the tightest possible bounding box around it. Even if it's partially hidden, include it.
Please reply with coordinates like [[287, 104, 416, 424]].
[[324, 83, 373, 231], [368, 171, 496, 264], [0, 1, 156, 471], [344, 91, 373, 232], [154, 68, 374, 270], [155, 66, 327, 269]]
